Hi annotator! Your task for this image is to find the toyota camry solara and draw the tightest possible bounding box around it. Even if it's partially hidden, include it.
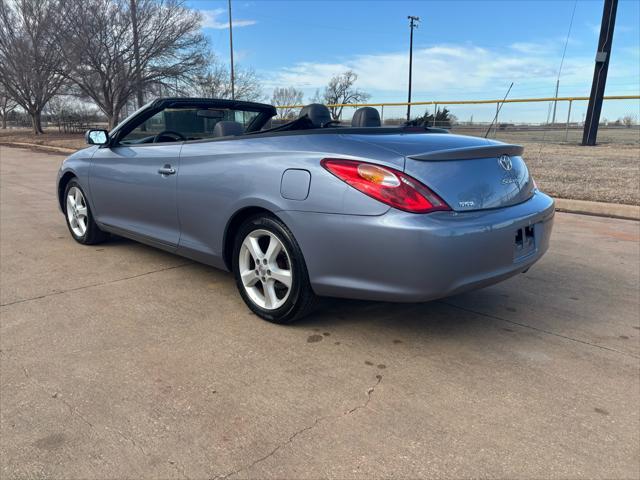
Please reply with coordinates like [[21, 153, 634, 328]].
[[57, 97, 555, 323]]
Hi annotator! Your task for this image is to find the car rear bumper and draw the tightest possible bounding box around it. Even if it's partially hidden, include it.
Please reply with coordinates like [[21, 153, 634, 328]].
[[278, 191, 555, 302]]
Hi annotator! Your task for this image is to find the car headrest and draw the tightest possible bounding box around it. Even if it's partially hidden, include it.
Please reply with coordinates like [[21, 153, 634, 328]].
[[298, 103, 332, 127], [214, 121, 244, 137], [351, 107, 381, 127]]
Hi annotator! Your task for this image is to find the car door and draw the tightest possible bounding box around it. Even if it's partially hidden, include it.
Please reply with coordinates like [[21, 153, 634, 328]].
[[89, 109, 183, 248]]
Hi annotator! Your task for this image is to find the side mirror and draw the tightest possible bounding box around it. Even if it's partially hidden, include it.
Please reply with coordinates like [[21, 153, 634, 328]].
[[85, 129, 109, 146]]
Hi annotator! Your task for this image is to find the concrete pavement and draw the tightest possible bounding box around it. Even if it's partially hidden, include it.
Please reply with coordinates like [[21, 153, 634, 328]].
[[1, 146, 639, 479]]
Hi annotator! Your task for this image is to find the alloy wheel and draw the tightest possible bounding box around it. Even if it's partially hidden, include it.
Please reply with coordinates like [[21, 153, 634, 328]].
[[238, 229, 293, 310], [66, 186, 88, 237]]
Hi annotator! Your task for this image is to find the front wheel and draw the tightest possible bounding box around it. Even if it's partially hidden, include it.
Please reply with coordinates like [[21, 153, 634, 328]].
[[232, 214, 316, 324], [64, 179, 107, 245]]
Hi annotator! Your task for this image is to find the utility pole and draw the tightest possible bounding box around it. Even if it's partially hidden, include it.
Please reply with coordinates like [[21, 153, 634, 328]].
[[406, 15, 420, 122], [551, 79, 559, 124], [228, 0, 235, 100], [582, 0, 618, 146], [131, 0, 144, 107]]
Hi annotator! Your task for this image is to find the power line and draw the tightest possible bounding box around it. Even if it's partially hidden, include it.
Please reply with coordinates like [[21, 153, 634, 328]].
[[558, 0, 578, 80], [552, 0, 578, 123]]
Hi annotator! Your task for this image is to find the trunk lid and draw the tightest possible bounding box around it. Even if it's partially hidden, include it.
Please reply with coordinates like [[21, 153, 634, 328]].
[[352, 133, 535, 212]]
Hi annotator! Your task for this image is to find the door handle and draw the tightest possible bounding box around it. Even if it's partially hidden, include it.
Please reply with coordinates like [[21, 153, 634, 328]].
[[158, 164, 176, 176]]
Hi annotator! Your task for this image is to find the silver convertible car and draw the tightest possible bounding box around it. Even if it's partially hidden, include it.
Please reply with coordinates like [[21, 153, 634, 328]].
[[57, 98, 554, 323]]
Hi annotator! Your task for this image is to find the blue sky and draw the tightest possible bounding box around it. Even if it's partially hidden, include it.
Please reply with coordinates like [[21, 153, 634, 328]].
[[189, 0, 640, 122]]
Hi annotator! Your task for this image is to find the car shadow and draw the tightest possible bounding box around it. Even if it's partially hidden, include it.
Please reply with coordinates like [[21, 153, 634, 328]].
[[94, 237, 628, 354], [102, 234, 136, 245], [292, 294, 504, 338]]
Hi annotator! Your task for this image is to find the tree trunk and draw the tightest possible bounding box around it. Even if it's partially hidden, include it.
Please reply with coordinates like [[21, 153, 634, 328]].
[[108, 111, 120, 130], [110, 104, 124, 130], [1, 115, 6, 129], [30, 110, 44, 134], [131, 0, 145, 109]]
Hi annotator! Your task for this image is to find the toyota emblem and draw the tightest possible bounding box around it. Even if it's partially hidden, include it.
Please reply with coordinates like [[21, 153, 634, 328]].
[[498, 154, 512, 171]]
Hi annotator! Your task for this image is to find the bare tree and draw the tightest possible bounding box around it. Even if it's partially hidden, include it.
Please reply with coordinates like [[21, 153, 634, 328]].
[[271, 87, 303, 119], [43, 95, 68, 131], [622, 115, 636, 128], [0, 0, 66, 133], [0, 84, 18, 129], [59, 0, 208, 128], [46, 95, 102, 131], [308, 89, 323, 104], [322, 71, 370, 120], [193, 58, 263, 102]]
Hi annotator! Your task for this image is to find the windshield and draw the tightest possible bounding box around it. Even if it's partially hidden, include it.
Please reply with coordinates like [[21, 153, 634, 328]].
[[119, 107, 261, 144], [110, 101, 155, 134]]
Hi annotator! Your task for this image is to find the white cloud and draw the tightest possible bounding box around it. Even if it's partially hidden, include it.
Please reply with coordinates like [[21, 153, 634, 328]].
[[201, 8, 257, 29], [510, 42, 552, 55], [510, 36, 584, 55], [266, 44, 557, 94], [262, 41, 638, 103]]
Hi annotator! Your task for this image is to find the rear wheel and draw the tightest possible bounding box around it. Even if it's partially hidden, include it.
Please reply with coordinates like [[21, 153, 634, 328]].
[[232, 214, 316, 323], [64, 179, 107, 245]]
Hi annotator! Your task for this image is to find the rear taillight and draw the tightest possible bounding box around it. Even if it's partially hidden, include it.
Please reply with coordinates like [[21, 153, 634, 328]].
[[321, 158, 450, 214]]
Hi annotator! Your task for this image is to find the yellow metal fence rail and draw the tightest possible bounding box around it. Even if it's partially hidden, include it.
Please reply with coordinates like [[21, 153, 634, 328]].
[[276, 94, 639, 110], [276, 94, 639, 141]]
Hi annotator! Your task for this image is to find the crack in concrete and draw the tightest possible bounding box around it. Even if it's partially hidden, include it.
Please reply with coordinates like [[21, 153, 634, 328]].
[[347, 374, 382, 414], [1, 263, 192, 307], [112, 428, 147, 458], [214, 417, 327, 480], [438, 300, 640, 359], [213, 375, 383, 480]]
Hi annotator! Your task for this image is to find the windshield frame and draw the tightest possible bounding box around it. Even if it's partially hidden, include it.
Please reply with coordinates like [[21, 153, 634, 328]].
[[107, 98, 276, 146]]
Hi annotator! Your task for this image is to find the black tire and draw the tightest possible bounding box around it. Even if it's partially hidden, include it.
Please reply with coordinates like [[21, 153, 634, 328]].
[[232, 214, 317, 324], [63, 179, 108, 245]]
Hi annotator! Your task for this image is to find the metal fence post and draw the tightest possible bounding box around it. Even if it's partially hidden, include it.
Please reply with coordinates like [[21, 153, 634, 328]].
[[380, 105, 384, 124], [565, 99, 573, 142]]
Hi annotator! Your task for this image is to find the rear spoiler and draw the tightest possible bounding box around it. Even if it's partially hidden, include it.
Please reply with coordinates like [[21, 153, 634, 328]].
[[408, 144, 524, 161]]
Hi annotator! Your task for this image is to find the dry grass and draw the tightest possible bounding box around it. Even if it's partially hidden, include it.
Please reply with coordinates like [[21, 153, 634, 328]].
[[0, 128, 86, 150], [2, 127, 639, 205], [481, 129, 640, 206], [518, 142, 638, 205], [454, 126, 640, 146]]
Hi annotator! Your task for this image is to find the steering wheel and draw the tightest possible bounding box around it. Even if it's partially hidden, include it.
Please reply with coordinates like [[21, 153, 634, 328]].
[[152, 130, 186, 143]]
